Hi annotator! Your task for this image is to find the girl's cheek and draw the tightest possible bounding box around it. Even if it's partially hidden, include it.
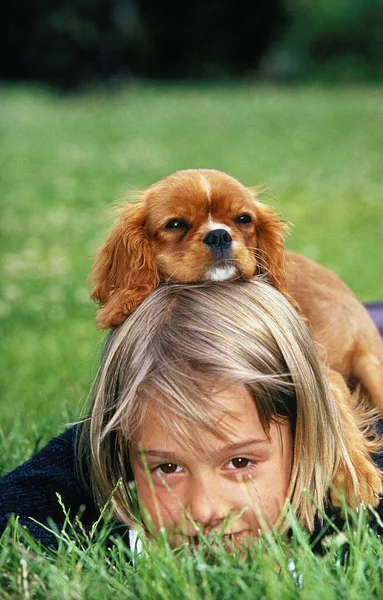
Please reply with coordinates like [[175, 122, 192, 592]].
[[157, 488, 182, 526], [138, 482, 182, 530]]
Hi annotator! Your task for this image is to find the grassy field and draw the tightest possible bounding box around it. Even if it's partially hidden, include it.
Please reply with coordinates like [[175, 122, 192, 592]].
[[1, 506, 383, 599], [1, 82, 383, 598]]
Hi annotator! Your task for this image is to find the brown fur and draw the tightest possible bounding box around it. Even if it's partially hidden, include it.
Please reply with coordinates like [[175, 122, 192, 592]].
[[90, 169, 383, 506], [286, 253, 383, 412]]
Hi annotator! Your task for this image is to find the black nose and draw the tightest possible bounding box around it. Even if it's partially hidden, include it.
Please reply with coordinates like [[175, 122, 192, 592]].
[[203, 229, 232, 258], [203, 229, 232, 249]]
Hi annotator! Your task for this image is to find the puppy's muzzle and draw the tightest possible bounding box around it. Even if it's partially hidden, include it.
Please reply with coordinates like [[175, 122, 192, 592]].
[[203, 229, 232, 260]]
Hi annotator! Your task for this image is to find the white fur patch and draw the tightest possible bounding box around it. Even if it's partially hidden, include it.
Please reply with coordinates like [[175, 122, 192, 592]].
[[199, 172, 212, 202], [206, 265, 237, 281], [206, 217, 232, 233]]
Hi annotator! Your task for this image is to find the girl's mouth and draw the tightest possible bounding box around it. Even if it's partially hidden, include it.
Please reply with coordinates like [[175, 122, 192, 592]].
[[183, 530, 249, 549]]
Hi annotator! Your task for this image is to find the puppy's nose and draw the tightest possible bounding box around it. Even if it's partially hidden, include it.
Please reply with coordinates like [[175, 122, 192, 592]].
[[203, 229, 232, 257]]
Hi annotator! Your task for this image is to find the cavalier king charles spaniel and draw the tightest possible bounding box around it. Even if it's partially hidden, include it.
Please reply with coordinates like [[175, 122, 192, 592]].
[[90, 169, 383, 506]]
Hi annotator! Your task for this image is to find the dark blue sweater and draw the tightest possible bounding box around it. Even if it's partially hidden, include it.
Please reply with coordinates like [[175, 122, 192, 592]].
[[0, 426, 102, 546]]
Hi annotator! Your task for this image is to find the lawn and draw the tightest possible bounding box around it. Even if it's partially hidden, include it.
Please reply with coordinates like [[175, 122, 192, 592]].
[[1, 507, 383, 599], [1, 81, 382, 598]]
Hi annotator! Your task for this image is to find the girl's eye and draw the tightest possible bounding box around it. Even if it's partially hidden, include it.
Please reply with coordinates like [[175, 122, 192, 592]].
[[157, 463, 181, 474], [227, 457, 251, 469]]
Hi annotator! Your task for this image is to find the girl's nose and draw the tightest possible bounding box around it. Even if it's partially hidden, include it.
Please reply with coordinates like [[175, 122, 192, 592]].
[[185, 474, 232, 531]]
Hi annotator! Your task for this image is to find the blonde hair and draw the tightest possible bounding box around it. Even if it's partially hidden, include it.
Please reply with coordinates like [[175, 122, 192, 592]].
[[83, 278, 364, 533]]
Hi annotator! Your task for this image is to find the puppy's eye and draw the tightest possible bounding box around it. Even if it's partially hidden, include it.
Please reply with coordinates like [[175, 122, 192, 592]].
[[165, 219, 190, 231], [235, 214, 252, 225]]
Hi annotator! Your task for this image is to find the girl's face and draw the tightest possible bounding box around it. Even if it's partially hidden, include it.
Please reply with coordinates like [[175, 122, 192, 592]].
[[130, 384, 293, 549]]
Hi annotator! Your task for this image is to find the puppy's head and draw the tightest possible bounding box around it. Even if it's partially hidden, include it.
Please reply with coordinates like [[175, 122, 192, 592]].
[[91, 169, 288, 328]]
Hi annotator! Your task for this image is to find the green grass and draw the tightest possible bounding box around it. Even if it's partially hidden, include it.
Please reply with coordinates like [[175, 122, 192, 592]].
[[1, 504, 383, 599], [1, 81, 383, 597]]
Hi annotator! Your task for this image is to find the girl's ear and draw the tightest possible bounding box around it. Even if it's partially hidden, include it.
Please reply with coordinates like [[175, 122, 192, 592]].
[[90, 201, 160, 328], [253, 199, 289, 292]]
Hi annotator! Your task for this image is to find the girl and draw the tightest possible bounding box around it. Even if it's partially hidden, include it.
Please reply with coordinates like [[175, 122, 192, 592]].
[[1, 279, 382, 550]]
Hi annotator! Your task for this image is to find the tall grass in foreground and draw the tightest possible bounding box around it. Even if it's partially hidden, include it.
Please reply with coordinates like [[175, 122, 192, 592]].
[[1, 504, 383, 599]]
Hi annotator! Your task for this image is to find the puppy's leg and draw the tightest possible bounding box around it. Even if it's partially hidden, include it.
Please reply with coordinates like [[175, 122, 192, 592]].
[[352, 348, 383, 414], [327, 369, 382, 507]]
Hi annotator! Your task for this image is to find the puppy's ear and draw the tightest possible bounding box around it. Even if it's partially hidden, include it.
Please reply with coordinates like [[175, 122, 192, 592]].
[[326, 369, 383, 507], [90, 201, 160, 328], [253, 201, 289, 292]]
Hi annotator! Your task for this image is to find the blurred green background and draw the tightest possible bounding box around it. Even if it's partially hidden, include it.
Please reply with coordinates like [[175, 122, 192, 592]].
[[1, 1, 383, 473]]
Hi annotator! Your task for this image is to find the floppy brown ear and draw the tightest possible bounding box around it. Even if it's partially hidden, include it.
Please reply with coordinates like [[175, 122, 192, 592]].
[[326, 368, 383, 507], [253, 201, 289, 292], [90, 201, 160, 328]]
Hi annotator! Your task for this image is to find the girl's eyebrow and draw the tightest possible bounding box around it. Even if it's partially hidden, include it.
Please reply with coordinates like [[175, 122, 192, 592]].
[[136, 450, 178, 460], [135, 438, 269, 460], [218, 438, 270, 455]]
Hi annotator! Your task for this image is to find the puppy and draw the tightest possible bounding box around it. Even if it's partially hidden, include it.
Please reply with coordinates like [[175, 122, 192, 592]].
[[91, 169, 383, 505]]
